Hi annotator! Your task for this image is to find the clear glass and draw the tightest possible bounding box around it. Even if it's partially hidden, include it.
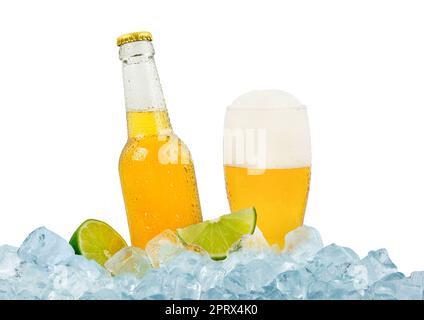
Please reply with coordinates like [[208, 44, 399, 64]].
[[118, 40, 202, 248], [223, 90, 311, 248]]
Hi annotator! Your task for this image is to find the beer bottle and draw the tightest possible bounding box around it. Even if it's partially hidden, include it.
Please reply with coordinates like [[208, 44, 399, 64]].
[[117, 32, 202, 248]]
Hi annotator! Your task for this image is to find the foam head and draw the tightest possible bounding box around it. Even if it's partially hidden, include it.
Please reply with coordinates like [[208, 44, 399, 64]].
[[224, 90, 311, 169], [229, 90, 303, 110]]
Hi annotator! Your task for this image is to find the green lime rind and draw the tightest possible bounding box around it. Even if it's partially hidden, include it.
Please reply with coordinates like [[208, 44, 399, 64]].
[[69, 219, 127, 266], [177, 207, 257, 260]]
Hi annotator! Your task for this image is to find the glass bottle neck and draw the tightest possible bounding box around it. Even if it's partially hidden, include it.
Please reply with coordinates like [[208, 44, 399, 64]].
[[120, 41, 172, 137]]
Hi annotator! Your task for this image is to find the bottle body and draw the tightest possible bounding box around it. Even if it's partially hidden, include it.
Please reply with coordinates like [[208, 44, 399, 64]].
[[119, 110, 202, 248], [118, 33, 202, 248]]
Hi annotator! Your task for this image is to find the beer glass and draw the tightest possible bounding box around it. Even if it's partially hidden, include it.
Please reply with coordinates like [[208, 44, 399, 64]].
[[224, 90, 311, 247]]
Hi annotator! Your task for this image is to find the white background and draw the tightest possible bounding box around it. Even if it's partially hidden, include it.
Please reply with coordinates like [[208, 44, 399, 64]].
[[0, 0, 423, 274]]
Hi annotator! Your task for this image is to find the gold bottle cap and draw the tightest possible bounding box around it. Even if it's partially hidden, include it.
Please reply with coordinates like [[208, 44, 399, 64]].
[[117, 31, 153, 46]]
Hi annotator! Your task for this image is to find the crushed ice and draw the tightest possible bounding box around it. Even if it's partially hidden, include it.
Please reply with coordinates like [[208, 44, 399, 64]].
[[0, 226, 423, 300]]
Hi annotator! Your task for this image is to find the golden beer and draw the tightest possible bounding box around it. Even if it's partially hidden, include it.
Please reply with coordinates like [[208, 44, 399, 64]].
[[119, 110, 202, 248], [225, 166, 310, 247], [224, 90, 311, 247]]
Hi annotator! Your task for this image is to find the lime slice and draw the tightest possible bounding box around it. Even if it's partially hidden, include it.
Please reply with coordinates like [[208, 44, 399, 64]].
[[69, 219, 127, 266], [176, 207, 257, 260]]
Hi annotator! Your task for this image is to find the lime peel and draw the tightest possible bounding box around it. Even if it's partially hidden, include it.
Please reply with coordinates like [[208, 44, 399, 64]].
[[69, 219, 127, 266], [177, 207, 257, 260]]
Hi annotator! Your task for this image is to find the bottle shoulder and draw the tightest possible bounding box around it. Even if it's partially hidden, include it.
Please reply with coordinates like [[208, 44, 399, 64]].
[[123, 132, 179, 146], [120, 133, 192, 163]]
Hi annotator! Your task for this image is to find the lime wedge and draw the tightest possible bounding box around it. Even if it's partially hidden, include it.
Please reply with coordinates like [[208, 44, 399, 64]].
[[176, 207, 257, 260], [69, 219, 127, 266]]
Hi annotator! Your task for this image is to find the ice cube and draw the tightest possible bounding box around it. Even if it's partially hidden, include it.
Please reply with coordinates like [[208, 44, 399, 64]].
[[258, 283, 287, 300], [162, 260, 204, 299], [276, 269, 310, 299], [47, 291, 75, 300], [227, 229, 278, 268], [283, 226, 324, 262], [198, 261, 226, 291], [307, 280, 329, 300], [371, 273, 422, 300], [144, 293, 167, 300], [166, 250, 206, 274], [80, 288, 122, 300], [244, 259, 275, 291], [361, 249, 398, 284], [223, 264, 251, 295], [0, 279, 15, 299], [50, 255, 112, 299], [322, 264, 369, 300], [145, 230, 185, 268], [132, 269, 168, 299], [0, 245, 21, 278], [306, 244, 360, 282], [15, 262, 51, 299], [49, 264, 87, 298], [327, 287, 365, 300], [113, 273, 140, 298], [48, 256, 112, 300], [18, 227, 75, 267], [221, 251, 247, 272], [342, 263, 369, 291], [66, 255, 110, 281], [409, 271, 424, 288], [201, 287, 237, 300], [105, 246, 151, 278], [269, 253, 298, 275], [317, 262, 368, 298], [174, 273, 201, 300], [222, 247, 264, 273], [232, 228, 271, 254]]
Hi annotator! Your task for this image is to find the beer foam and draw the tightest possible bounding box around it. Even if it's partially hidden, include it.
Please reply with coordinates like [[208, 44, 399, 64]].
[[229, 90, 304, 110], [224, 90, 311, 169]]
